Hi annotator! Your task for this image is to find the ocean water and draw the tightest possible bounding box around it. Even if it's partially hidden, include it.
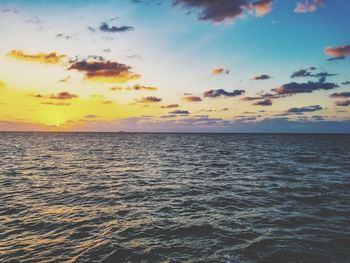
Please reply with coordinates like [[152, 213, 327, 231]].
[[0, 132, 349, 263]]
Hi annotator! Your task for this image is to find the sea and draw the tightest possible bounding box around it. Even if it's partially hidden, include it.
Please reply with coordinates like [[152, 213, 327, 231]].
[[0, 132, 349, 262]]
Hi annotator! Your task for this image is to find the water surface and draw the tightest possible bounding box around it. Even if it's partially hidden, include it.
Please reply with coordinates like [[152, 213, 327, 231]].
[[0, 133, 349, 262]]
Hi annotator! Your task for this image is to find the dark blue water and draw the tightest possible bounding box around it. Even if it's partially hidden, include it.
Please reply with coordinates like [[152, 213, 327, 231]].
[[0, 132, 349, 262]]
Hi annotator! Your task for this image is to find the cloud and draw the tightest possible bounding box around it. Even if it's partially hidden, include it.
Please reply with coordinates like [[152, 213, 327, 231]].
[[169, 110, 190, 115], [342, 81, 350, 85], [241, 92, 281, 101], [291, 68, 336, 79], [68, 58, 140, 83], [212, 68, 229, 75], [173, 0, 249, 23], [160, 115, 177, 118], [126, 84, 158, 91], [111, 84, 157, 91], [253, 99, 272, 106], [88, 26, 96, 32], [99, 22, 134, 33], [161, 104, 179, 108], [1, 8, 18, 13], [136, 96, 162, 103], [252, 74, 271, 80], [325, 45, 350, 58], [295, 0, 324, 13], [110, 86, 123, 91], [330, 92, 350, 98], [173, 0, 273, 23], [327, 56, 345, 61], [56, 33, 71, 40], [49, 92, 78, 100], [272, 81, 338, 95], [335, 100, 350, 107], [291, 69, 312, 78], [204, 89, 245, 98], [41, 102, 71, 106], [31, 91, 77, 100], [182, 95, 202, 102], [7, 50, 65, 64], [85, 115, 99, 119], [287, 105, 323, 113], [59, 76, 70, 82], [251, 0, 273, 17]]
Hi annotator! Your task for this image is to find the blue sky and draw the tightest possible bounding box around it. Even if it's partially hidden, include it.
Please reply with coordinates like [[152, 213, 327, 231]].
[[0, 0, 349, 132]]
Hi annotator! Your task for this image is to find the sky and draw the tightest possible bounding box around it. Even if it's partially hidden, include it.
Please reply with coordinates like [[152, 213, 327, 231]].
[[0, 0, 349, 132]]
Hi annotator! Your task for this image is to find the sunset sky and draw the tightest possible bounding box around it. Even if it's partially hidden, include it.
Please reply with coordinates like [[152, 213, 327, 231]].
[[0, 0, 349, 132]]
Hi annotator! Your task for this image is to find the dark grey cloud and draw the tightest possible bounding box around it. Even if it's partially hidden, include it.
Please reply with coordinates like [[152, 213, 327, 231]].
[[342, 81, 350, 85], [335, 100, 350, 107], [204, 89, 245, 98], [330, 92, 350, 98], [173, 0, 249, 23], [68, 57, 139, 81], [136, 96, 162, 103], [252, 74, 271, 80], [253, 99, 272, 106], [273, 81, 338, 95], [169, 110, 190, 115], [287, 105, 323, 113], [327, 56, 345, 61], [173, 0, 273, 23], [291, 68, 336, 79], [99, 23, 134, 33]]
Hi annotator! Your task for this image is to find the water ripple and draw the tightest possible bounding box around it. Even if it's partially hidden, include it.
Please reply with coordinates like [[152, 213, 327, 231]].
[[0, 133, 349, 262]]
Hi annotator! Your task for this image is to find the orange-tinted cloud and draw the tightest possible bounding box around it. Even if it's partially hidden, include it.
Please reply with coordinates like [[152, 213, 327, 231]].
[[252, 0, 273, 17], [212, 68, 229, 75], [295, 0, 323, 13], [7, 50, 66, 64], [69, 58, 140, 83], [182, 95, 202, 102], [324, 45, 350, 58]]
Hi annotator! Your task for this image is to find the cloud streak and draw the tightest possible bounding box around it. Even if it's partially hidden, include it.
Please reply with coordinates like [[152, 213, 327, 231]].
[[204, 89, 245, 98], [7, 50, 65, 64], [136, 96, 162, 103], [287, 105, 323, 113], [272, 81, 338, 95], [295, 0, 324, 13], [99, 22, 134, 33], [182, 96, 202, 102]]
